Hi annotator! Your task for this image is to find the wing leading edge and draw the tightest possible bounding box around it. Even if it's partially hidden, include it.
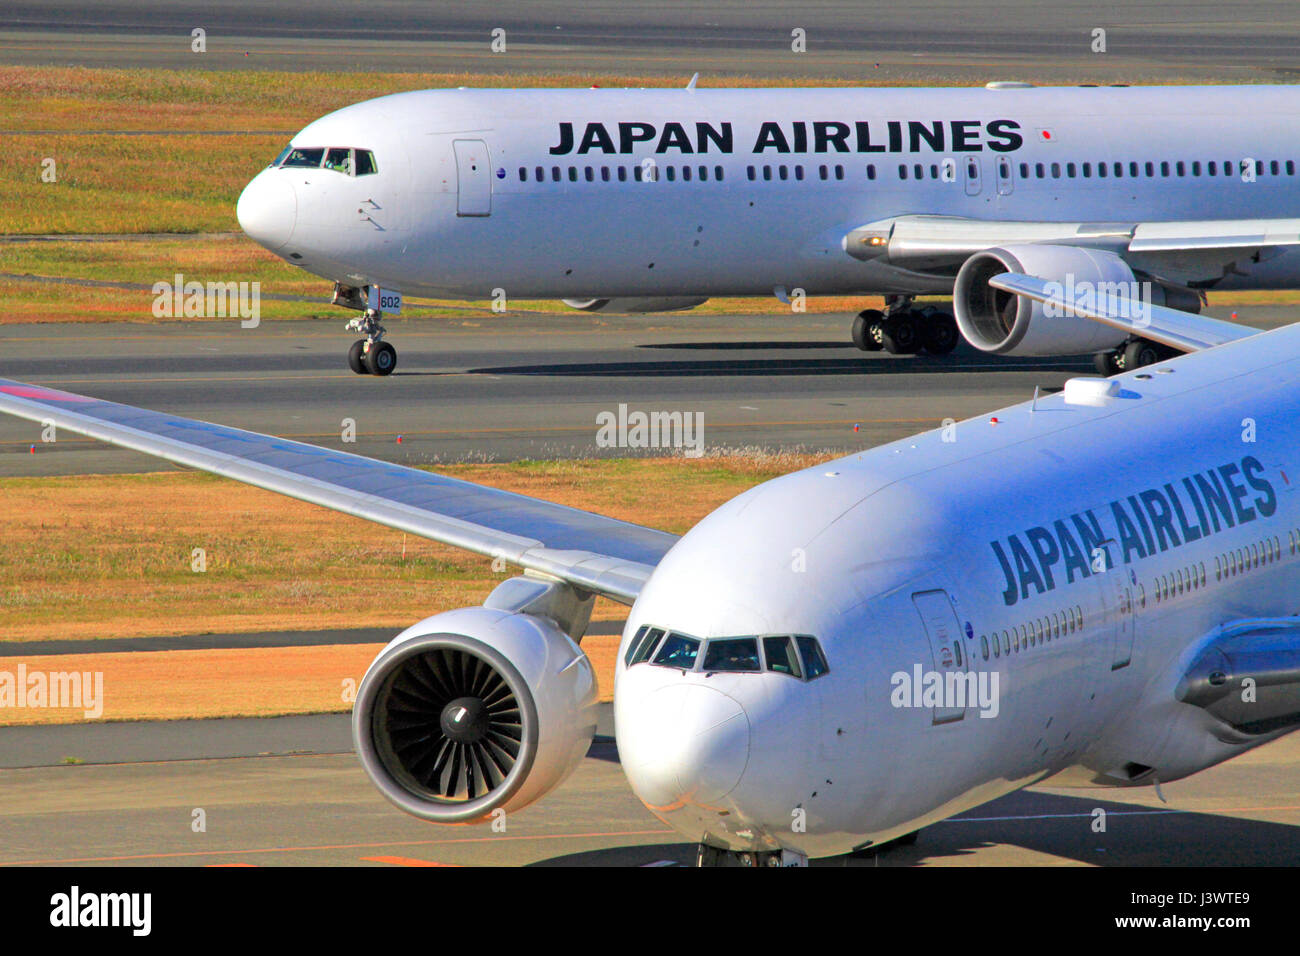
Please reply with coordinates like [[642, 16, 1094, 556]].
[[0, 380, 677, 605]]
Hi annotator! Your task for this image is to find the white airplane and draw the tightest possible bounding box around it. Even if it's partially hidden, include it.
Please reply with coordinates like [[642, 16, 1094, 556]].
[[235, 81, 1300, 376], [3, 279, 1297, 866]]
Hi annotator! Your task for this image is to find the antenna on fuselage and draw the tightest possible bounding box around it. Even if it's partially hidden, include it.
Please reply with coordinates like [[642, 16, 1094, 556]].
[[686, 72, 700, 91]]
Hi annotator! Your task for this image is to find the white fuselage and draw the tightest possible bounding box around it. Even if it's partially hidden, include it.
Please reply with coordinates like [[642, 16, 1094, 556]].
[[614, 323, 1300, 858], [237, 84, 1300, 301]]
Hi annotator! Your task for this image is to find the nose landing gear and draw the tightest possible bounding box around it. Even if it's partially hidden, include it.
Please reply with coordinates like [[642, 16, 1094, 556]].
[[344, 308, 397, 376]]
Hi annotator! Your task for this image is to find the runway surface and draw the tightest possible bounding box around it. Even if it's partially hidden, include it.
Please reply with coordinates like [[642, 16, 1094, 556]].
[[3, 705, 1300, 866], [2, 306, 1291, 478], [2, 0, 1298, 83]]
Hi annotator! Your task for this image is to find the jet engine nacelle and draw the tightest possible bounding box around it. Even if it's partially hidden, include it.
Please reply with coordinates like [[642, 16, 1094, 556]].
[[953, 244, 1137, 356], [353, 605, 599, 824], [562, 296, 708, 313]]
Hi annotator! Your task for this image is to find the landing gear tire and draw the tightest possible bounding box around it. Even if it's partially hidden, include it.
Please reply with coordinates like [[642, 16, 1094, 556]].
[[922, 311, 959, 355], [365, 341, 397, 376], [1094, 350, 1121, 376], [1123, 338, 1164, 370], [348, 339, 368, 375], [880, 312, 921, 355], [852, 309, 886, 351]]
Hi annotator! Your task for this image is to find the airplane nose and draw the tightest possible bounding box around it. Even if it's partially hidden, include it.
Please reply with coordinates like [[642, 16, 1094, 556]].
[[619, 684, 750, 810], [236, 170, 296, 251]]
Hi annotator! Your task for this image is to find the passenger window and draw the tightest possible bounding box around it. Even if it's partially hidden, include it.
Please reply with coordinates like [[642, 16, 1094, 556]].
[[651, 633, 700, 670], [981, 635, 990, 661], [703, 638, 760, 672], [763, 636, 802, 677], [795, 636, 830, 679], [282, 147, 325, 168]]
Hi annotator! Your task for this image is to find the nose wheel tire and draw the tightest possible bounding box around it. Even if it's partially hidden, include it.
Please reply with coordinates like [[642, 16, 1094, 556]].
[[348, 340, 368, 374], [851, 309, 885, 351], [364, 341, 397, 376]]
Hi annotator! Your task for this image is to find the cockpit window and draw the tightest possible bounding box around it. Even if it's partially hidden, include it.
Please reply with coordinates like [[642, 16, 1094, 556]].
[[763, 636, 803, 678], [354, 148, 378, 176], [651, 633, 699, 670], [323, 147, 352, 174], [624, 626, 664, 667], [796, 636, 830, 679], [702, 638, 761, 672], [282, 147, 325, 168], [276, 146, 378, 176], [627, 626, 829, 680]]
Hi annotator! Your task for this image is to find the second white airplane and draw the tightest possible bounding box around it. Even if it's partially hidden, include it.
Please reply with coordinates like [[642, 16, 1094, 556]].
[[235, 81, 1300, 375]]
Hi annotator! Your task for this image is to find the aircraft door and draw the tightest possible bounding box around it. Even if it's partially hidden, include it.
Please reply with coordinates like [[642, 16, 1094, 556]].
[[453, 139, 492, 217], [963, 156, 983, 196], [1097, 538, 1134, 670], [911, 589, 969, 723]]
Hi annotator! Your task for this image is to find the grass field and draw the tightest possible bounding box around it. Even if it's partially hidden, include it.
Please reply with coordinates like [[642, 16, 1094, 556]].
[[0, 454, 830, 725], [0, 454, 828, 644]]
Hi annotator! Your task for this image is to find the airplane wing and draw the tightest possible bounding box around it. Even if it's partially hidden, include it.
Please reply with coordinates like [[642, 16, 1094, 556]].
[[1176, 618, 1300, 735], [0, 380, 677, 606], [987, 272, 1258, 353], [843, 214, 1300, 284]]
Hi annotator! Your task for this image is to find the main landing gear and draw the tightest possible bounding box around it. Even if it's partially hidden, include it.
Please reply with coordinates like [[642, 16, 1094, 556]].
[[1093, 336, 1180, 376], [852, 296, 959, 356], [345, 308, 397, 376]]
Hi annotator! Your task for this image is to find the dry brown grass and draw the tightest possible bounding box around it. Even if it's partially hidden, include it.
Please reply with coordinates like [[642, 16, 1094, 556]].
[[0, 456, 817, 725], [0, 631, 620, 726], [0, 456, 832, 644]]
